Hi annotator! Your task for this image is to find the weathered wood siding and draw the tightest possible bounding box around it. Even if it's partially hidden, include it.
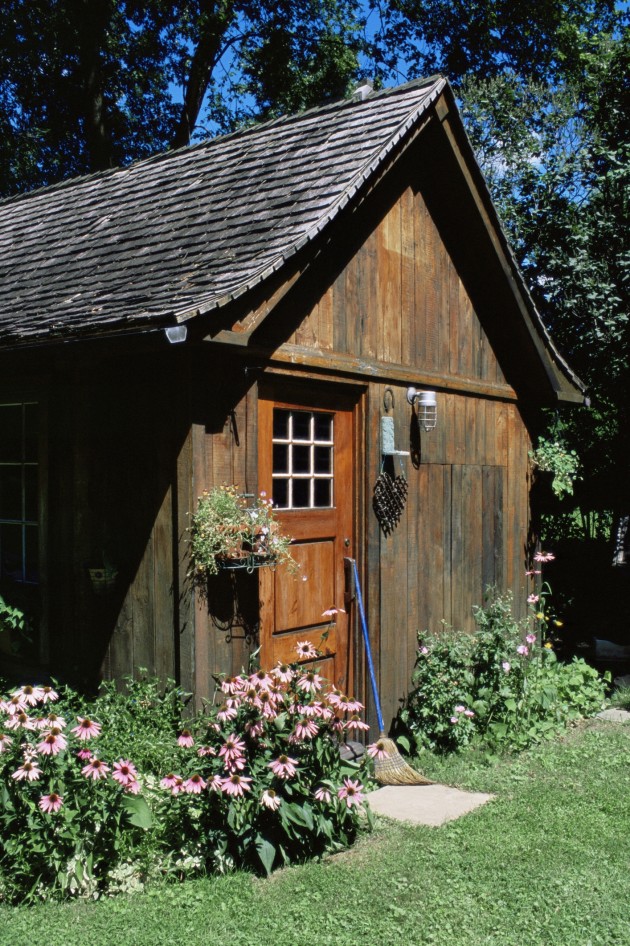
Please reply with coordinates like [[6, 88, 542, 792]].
[[273, 178, 533, 727]]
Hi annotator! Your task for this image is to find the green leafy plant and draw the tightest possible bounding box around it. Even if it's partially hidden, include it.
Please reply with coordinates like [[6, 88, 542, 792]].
[[0, 594, 30, 654], [529, 437, 581, 498], [400, 586, 606, 755], [189, 485, 297, 578]]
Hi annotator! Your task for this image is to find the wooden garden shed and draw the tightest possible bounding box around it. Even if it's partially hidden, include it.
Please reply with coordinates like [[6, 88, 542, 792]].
[[0, 76, 585, 729]]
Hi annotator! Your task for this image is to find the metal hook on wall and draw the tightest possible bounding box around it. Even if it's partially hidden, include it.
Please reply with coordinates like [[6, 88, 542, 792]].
[[383, 387, 395, 414]]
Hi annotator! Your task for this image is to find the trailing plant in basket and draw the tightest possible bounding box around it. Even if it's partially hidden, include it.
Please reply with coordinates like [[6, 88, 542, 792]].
[[189, 485, 297, 578]]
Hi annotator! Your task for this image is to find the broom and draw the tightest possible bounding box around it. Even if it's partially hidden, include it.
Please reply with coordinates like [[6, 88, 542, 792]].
[[349, 557, 433, 786]]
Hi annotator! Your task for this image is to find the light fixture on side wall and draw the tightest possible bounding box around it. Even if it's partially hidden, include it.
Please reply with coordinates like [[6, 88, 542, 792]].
[[406, 388, 437, 431]]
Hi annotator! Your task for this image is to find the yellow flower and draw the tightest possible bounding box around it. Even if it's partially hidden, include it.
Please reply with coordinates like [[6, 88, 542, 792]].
[[536, 612, 545, 620], [554, 620, 564, 627], [544, 642, 553, 649]]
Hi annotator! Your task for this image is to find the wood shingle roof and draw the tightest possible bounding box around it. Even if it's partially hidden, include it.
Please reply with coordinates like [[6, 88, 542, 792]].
[[0, 77, 446, 348]]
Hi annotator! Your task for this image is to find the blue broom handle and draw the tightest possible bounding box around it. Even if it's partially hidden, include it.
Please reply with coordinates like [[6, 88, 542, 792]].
[[350, 558, 385, 734]]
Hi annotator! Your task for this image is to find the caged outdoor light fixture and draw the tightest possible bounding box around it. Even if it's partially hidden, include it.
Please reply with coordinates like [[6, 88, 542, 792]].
[[406, 388, 437, 431]]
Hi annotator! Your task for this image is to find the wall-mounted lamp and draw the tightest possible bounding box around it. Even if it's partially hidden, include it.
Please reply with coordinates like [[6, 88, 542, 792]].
[[406, 388, 437, 431], [164, 324, 188, 344]]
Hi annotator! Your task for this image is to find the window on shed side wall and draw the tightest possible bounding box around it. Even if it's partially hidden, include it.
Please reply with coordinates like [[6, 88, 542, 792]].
[[0, 402, 39, 585]]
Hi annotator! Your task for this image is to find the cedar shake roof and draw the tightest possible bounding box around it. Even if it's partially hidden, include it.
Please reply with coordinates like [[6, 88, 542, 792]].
[[0, 75, 584, 401], [0, 78, 445, 346]]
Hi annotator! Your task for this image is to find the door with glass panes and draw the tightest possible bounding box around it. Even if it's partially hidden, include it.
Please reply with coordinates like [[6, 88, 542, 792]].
[[257, 391, 354, 691]]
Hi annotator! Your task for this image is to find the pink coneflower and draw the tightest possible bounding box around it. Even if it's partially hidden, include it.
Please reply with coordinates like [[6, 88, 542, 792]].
[[221, 676, 244, 696], [338, 777, 364, 808], [124, 779, 141, 794], [419, 646, 429, 656], [183, 774, 206, 794], [313, 786, 332, 803], [71, 717, 102, 740], [526, 633, 537, 644], [367, 740, 389, 761], [82, 757, 110, 780], [112, 759, 138, 787], [269, 755, 298, 779], [526, 569, 542, 576], [221, 773, 252, 797], [293, 719, 319, 741], [208, 774, 223, 792], [260, 788, 281, 811], [177, 729, 194, 748], [502, 661, 511, 673], [5, 710, 34, 731], [197, 745, 216, 758], [527, 594, 540, 604], [454, 705, 466, 714], [271, 663, 293, 684], [0, 733, 13, 752], [40, 686, 59, 703], [217, 706, 238, 724], [42, 712, 66, 729], [161, 774, 184, 795], [77, 748, 93, 761], [516, 644, 529, 656], [38, 792, 63, 813], [450, 716, 459, 723], [15, 685, 45, 706], [297, 671, 323, 694], [534, 551, 555, 563], [245, 719, 265, 740], [344, 714, 370, 732], [464, 709, 475, 718], [37, 728, 68, 755], [322, 606, 346, 618], [327, 692, 363, 713], [249, 669, 274, 689], [295, 640, 318, 659], [2, 694, 27, 715], [219, 733, 246, 769], [12, 759, 41, 781]]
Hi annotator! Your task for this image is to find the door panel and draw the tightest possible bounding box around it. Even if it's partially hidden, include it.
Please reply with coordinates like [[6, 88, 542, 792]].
[[258, 392, 354, 691]]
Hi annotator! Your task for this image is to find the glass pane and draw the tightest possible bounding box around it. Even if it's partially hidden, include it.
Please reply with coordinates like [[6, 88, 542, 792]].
[[272, 479, 288, 509], [0, 466, 22, 520], [314, 413, 333, 442], [292, 444, 311, 474], [0, 405, 22, 462], [314, 479, 332, 508], [292, 479, 310, 508], [273, 409, 290, 440], [24, 404, 39, 462], [25, 526, 39, 583], [314, 445, 332, 474], [272, 443, 289, 474], [0, 522, 23, 580], [292, 411, 311, 441], [25, 466, 38, 521]]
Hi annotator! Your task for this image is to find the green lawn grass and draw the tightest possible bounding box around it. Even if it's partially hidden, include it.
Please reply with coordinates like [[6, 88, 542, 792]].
[[2, 719, 629, 946]]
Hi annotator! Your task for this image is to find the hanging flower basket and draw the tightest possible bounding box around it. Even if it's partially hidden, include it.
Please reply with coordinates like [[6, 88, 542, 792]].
[[189, 486, 297, 580]]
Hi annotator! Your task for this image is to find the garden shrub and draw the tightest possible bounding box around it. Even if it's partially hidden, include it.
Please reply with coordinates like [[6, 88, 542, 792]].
[[0, 645, 371, 903], [400, 589, 606, 755]]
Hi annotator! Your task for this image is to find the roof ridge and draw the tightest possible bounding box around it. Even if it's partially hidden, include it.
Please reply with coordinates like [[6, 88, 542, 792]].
[[0, 76, 445, 209]]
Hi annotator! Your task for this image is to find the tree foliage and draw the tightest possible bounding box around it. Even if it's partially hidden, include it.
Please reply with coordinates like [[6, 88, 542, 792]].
[[0, 0, 365, 195]]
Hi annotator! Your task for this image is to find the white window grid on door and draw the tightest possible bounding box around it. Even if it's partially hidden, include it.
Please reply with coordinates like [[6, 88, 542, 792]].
[[0, 401, 39, 584], [272, 409, 334, 509]]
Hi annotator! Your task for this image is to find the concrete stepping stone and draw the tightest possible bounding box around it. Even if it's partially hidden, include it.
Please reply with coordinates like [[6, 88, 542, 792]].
[[368, 783, 494, 826], [597, 708, 630, 722]]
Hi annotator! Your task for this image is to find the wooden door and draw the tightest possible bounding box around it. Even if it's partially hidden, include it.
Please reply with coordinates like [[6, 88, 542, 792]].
[[258, 390, 354, 691]]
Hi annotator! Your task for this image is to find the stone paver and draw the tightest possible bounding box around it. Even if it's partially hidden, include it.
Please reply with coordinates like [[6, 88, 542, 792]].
[[597, 708, 630, 723], [368, 783, 494, 827]]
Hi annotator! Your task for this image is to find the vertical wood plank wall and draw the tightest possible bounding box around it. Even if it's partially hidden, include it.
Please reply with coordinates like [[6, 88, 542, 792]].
[[281, 182, 533, 727]]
